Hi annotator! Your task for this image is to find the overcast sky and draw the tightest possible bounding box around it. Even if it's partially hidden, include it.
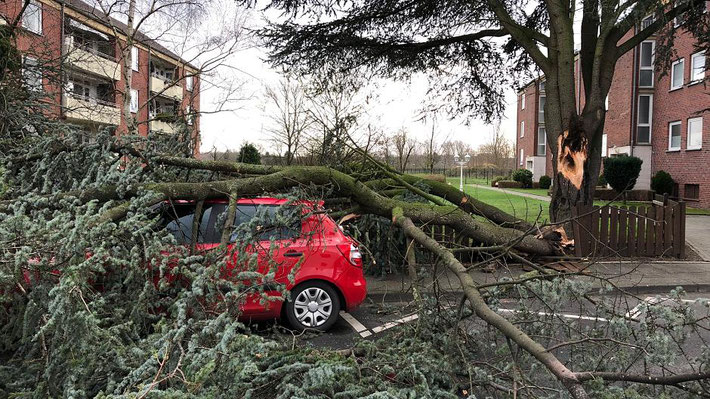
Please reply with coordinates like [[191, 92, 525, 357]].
[[195, 8, 520, 154]]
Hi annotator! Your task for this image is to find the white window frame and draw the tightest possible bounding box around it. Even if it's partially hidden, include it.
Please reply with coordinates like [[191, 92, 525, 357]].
[[186, 75, 194, 92], [131, 46, 139, 71], [668, 121, 682, 151], [537, 127, 546, 156], [520, 121, 525, 138], [691, 52, 705, 83], [687, 117, 703, 150], [520, 92, 525, 109], [670, 58, 685, 90], [605, 95, 609, 111], [519, 149, 524, 166], [637, 94, 653, 144], [641, 15, 654, 29], [639, 40, 655, 88], [130, 89, 138, 113], [538, 95, 546, 122], [22, 56, 42, 92], [601, 134, 608, 157], [22, 0, 42, 35]]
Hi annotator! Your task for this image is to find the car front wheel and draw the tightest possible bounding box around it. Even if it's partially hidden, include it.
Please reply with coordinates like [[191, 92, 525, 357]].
[[286, 281, 340, 331]]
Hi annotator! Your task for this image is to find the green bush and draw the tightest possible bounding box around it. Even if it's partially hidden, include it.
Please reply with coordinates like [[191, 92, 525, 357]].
[[603, 155, 643, 193], [651, 170, 675, 195], [491, 175, 506, 187], [597, 173, 607, 187], [511, 169, 533, 188], [539, 175, 551, 190]]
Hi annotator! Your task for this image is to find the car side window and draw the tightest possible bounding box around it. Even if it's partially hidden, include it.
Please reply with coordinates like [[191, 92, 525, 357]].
[[198, 203, 227, 244], [162, 204, 196, 245]]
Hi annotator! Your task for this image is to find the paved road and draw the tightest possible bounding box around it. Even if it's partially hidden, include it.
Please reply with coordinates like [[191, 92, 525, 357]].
[[686, 215, 710, 261]]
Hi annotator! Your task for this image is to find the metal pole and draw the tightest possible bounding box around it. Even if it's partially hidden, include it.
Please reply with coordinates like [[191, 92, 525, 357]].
[[459, 163, 464, 192]]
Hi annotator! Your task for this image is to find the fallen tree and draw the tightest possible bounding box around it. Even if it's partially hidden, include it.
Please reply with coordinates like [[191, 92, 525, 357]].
[[5, 144, 709, 398]]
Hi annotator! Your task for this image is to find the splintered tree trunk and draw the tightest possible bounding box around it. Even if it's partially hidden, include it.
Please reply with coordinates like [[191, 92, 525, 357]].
[[549, 113, 604, 231]]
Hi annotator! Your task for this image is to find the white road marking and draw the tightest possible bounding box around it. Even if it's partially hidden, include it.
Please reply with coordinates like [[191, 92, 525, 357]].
[[340, 311, 373, 337], [625, 296, 710, 319], [371, 313, 419, 333], [497, 308, 609, 323]]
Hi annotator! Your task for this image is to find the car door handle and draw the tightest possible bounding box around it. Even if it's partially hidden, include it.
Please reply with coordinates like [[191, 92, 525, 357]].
[[283, 250, 303, 258]]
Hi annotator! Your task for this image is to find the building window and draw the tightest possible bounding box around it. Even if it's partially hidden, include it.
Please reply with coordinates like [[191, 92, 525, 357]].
[[641, 15, 654, 29], [671, 58, 685, 90], [520, 93, 525, 109], [539, 80, 545, 92], [519, 149, 524, 166], [520, 121, 525, 138], [639, 41, 655, 88], [537, 127, 546, 156], [538, 95, 546, 122], [687, 117, 703, 150], [22, 57, 42, 92], [668, 121, 682, 150], [131, 46, 139, 71], [685, 184, 700, 200], [526, 160, 533, 170], [186, 75, 194, 92], [636, 94, 652, 144], [691, 52, 705, 83], [22, 1, 42, 35], [601, 133, 608, 157], [130, 89, 138, 113]]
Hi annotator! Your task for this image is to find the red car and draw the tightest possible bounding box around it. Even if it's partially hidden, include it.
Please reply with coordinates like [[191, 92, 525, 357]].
[[159, 197, 367, 331]]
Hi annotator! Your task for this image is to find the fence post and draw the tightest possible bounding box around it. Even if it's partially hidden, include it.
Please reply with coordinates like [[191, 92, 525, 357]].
[[679, 201, 686, 258]]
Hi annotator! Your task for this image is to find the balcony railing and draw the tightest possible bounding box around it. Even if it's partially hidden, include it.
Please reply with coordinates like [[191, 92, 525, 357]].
[[150, 75, 183, 100], [64, 38, 120, 81], [64, 93, 120, 125]]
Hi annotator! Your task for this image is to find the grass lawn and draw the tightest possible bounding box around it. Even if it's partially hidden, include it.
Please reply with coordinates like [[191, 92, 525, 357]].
[[457, 184, 550, 223]]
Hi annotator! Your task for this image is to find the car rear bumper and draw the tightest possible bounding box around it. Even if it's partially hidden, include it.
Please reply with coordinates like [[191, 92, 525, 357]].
[[337, 266, 367, 311]]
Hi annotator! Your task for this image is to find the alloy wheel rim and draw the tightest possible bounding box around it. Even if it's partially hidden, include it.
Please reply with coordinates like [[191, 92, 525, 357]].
[[293, 287, 333, 327]]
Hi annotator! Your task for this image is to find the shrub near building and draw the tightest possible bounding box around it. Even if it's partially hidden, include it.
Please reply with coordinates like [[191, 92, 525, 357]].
[[651, 170, 675, 196], [511, 169, 533, 188]]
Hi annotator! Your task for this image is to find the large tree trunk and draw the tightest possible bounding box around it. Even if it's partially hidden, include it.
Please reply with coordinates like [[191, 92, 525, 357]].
[[549, 113, 604, 227]]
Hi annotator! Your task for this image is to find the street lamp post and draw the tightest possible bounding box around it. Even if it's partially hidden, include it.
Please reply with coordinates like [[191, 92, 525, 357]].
[[453, 153, 471, 192]]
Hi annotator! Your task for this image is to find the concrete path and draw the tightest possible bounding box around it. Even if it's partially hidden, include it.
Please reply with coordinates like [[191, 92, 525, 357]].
[[470, 183, 551, 202], [686, 216, 710, 261]]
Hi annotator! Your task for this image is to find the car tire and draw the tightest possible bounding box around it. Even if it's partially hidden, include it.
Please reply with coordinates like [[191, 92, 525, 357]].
[[285, 281, 341, 331]]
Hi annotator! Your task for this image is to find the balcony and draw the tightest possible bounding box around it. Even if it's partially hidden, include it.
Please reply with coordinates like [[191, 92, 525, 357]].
[[151, 75, 183, 101], [64, 94, 120, 126], [150, 119, 177, 134], [64, 38, 120, 81]]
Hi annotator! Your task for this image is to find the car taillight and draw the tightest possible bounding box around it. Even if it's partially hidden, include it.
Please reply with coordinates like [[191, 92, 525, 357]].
[[349, 243, 362, 267]]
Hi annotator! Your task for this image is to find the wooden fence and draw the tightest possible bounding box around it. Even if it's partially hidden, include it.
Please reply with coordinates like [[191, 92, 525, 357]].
[[572, 195, 686, 258]]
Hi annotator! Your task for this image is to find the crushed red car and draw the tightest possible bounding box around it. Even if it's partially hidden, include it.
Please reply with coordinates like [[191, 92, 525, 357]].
[[157, 197, 367, 331]]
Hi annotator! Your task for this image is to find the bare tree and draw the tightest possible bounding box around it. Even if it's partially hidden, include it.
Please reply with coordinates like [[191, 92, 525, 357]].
[[392, 128, 416, 173], [264, 76, 311, 165], [303, 73, 365, 166], [422, 123, 440, 173], [478, 122, 513, 169]]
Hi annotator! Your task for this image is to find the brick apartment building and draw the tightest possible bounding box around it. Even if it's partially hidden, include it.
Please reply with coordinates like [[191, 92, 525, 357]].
[[516, 14, 710, 208], [0, 0, 200, 151]]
